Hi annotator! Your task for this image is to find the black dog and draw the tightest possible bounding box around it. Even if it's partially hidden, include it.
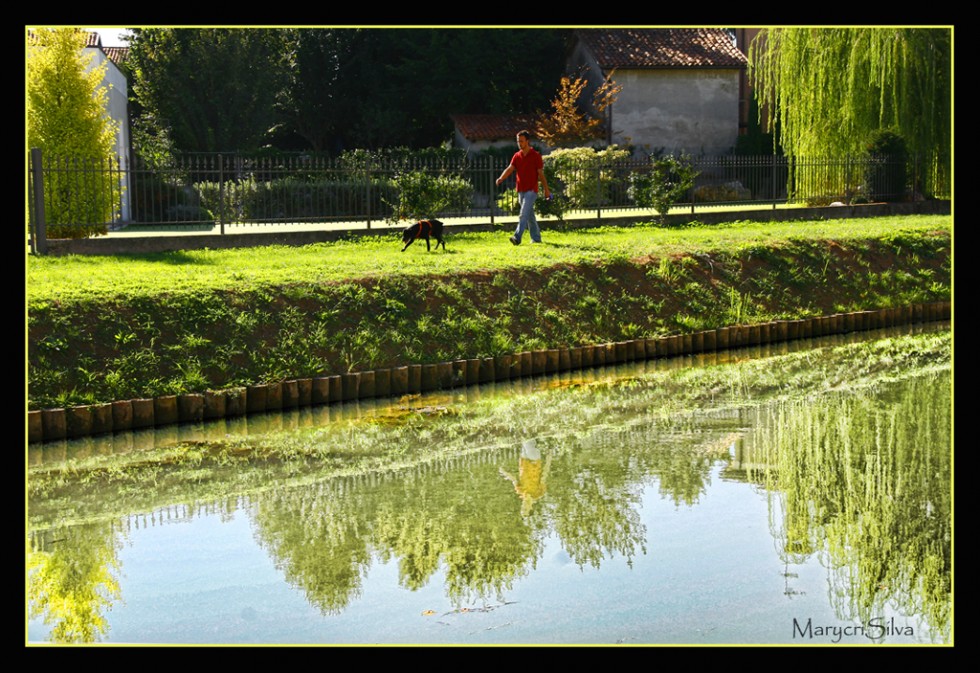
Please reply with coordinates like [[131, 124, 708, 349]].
[[401, 219, 446, 252]]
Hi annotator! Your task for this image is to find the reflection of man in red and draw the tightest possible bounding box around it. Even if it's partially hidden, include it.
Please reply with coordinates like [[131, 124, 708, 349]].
[[500, 438, 552, 517]]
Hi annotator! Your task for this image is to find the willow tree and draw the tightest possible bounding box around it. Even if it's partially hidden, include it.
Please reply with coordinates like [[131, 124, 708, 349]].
[[749, 27, 950, 197]]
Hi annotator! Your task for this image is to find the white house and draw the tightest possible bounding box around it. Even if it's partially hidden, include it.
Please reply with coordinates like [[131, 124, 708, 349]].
[[83, 31, 131, 222]]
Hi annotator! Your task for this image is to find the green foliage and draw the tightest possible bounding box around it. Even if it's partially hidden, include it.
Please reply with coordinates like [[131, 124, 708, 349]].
[[734, 98, 781, 156], [545, 146, 631, 208], [534, 192, 569, 222], [128, 28, 289, 153], [195, 178, 253, 223], [627, 153, 700, 219], [333, 28, 568, 150], [127, 28, 569, 153], [28, 28, 119, 237], [863, 128, 909, 202], [339, 146, 469, 166], [382, 170, 473, 224], [130, 111, 176, 168], [165, 204, 215, 224], [335, 147, 475, 223], [495, 188, 519, 214], [277, 29, 357, 153], [749, 27, 950, 197], [196, 176, 392, 224], [28, 523, 122, 643]]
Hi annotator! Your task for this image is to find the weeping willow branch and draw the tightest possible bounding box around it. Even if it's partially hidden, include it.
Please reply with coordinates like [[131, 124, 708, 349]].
[[748, 27, 950, 168]]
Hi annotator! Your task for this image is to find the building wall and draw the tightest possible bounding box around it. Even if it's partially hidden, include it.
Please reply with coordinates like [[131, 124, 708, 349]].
[[83, 48, 131, 221], [453, 131, 509, 155], [567, 40, 742, 156], [610, 69, 741, 156], [453, 130, 559, 157]]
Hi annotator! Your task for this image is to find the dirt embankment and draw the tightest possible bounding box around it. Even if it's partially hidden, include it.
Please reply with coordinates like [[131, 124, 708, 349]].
[[27, 232, 951, 411]]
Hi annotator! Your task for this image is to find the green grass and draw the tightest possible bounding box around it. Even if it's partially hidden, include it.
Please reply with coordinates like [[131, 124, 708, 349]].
[[25, 214, 952, 410], [26, 215, 951, 305]]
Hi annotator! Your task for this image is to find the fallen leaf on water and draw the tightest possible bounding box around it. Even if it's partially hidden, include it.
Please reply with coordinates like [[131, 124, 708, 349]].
[[422, 610, 436, 616]]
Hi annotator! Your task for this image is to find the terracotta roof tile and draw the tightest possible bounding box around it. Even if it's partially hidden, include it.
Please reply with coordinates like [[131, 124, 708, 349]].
[[103, 46, 129, 65], [576, 28, 746, 69], [451, 114, 539, 141], [27, 28, 99, 46], [28, 30, 127, 64]]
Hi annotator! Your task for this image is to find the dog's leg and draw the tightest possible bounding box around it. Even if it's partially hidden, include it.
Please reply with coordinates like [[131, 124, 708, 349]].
[[402, 240, 412, 252], [426, 238, 431, 251]]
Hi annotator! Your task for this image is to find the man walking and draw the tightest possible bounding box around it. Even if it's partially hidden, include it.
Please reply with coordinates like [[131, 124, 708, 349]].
[[496, 130, 551, 245]]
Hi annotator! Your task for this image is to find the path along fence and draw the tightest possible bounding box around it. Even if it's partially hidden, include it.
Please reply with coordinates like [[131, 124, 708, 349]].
[[27, 148, 951, 254]]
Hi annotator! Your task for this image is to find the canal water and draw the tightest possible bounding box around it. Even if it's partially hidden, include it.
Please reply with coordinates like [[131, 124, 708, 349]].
[[26, 324, 952, 646]]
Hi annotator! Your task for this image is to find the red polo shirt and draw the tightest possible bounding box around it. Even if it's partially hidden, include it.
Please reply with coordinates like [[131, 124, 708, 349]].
[[510, 148, 544, 193]]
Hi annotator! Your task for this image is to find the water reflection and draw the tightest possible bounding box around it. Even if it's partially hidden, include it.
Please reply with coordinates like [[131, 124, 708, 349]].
[[27, 522, 122, 643], [500, 438, 551, 517], [27, 326, 951, 644], [742, 371, 952, 643]]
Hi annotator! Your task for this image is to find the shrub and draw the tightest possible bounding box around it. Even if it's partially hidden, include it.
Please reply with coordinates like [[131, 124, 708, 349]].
[[383, 170, 474, 224], [545, 146, 631, 209], [40, 156, 118, 238], [863, 128, 909, 202], [496, 189, 519, 214], [691, 181, 752, 203], [28, 29, 119, 238], [197, 177, 254, 223], [534, 192, 570, 222], [627, 153, 699, 220]]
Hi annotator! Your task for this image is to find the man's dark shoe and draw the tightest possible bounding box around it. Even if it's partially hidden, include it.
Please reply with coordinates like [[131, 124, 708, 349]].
[[509, 236, 520, 245]]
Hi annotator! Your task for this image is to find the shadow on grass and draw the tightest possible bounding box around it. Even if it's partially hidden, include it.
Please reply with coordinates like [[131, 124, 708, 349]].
[[114, 251, 219, 265]]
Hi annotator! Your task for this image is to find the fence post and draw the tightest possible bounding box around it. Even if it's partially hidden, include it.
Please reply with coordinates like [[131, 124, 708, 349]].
[[489, 156, 495, 226], [595, 162, 602, 220], [366, 161, 372, 230], [771, 154, 777, 209], [218, 154, 226, 235], [110, 154, 121, 228], [691, 156, 697, 214], [30, 148, 47, 255]]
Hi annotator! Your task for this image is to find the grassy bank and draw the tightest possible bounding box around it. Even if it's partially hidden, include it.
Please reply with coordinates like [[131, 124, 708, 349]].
[[26, 215, 951, 410]]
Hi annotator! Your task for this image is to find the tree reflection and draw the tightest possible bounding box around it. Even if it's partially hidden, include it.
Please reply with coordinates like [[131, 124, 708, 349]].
[[374, 458, 544, 606], [27, 330, 951, 640], [746, 371, 951, 641], [241, 421, 736, 610], [27, 523, 123, 643], [250, 480, 374, 615]]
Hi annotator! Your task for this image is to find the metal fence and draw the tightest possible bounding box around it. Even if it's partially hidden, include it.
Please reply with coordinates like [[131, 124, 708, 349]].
[[28, 148, 950, 247]]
